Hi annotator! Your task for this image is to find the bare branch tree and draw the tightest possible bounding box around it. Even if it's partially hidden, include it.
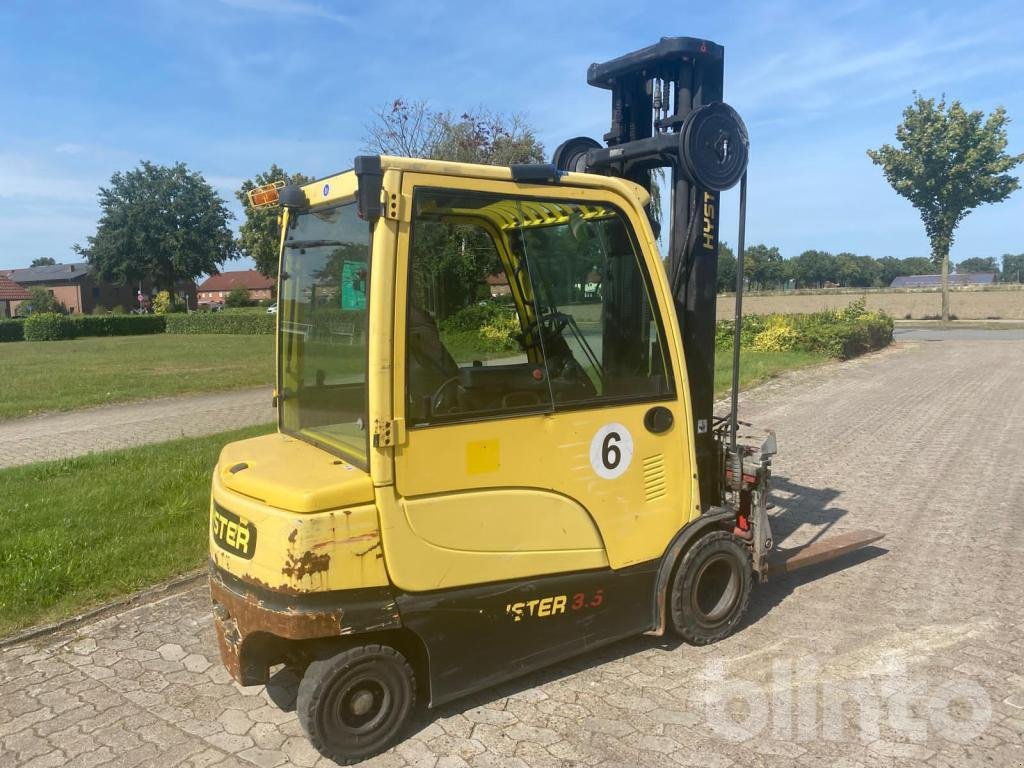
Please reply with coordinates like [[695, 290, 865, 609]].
[[363, 100, 544, 164], [362, 98, 444, 158]]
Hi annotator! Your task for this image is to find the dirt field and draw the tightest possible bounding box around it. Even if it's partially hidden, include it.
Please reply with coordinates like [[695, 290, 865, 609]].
[[717, 284, 1024, 320]]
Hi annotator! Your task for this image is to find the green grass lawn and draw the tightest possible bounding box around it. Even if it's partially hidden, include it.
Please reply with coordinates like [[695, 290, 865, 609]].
[[0, 333, 827, 421], [714, 348, 828, 396], [0, 334, 274, 419], [0, 423, 274, 637], [0, 347, 826, 637]]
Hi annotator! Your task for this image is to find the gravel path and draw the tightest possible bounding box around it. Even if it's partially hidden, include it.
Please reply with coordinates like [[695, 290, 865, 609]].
[[1, 336, 1022, 767], [0, 388, 275, 469]]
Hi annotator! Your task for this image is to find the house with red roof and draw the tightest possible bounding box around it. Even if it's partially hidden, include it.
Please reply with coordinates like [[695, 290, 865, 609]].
[[0, 274, 31, 318], [197, 270, 275, 305], [2, 262, 196, 314]]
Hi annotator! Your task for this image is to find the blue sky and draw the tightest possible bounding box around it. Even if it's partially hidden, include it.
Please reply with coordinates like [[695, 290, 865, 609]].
[[1, 0, 1022, 272]]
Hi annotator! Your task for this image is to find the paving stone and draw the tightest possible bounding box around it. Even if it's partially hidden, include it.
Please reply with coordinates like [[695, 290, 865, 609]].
[[2, 728, 53, 761], [71, 638, 98, 656], [247, 722, 287, 751], [217, 708, 254, 736], [204, 732, 255, 753], [0, 339, 1021, 767], [158, 644, 187, 662], [236, 746, 287, 767], [183, 654, 213, 674], [281, 735, 324, 767]]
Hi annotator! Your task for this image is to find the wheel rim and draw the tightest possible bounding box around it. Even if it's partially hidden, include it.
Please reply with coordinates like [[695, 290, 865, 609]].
[[692, 554, 740, 625], [327, 672, 391, 735]]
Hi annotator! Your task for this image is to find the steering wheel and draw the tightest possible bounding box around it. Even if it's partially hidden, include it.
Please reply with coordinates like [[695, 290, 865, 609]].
[[430, 376, 460, 414]]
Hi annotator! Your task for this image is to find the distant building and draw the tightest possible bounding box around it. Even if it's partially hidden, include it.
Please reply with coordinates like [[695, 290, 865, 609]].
[[485, 273, 511, 298], [890, 273, 996, 288], [197, 270, 275, 305], [0, 274, 31, 318], [4, 262, 195, 315]]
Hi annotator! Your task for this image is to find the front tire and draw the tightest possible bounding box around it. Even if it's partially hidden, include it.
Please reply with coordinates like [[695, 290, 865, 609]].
[[297, 644, 415, 764], [670, 530, 752, 645]]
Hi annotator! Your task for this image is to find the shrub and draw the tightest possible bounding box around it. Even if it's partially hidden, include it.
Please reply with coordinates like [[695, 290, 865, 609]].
[[0, 318, 24, 342], [225, 287, 252, 308], [478, 312, 521, 350], [716, 300, 893, 360], [24, 286, 65, 315], [439, 302, 521, 354], [152, 290, 185, 315], [751, 320, 799, 352], [71, 314, 166, 337], [111, 304, 127, 315], [165, 310, 275, 335], [439, 302, 517, 334], [24, 312, 75, 341]]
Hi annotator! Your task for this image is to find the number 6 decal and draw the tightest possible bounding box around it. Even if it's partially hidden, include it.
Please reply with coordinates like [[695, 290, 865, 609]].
[[589, 423, 634, 479]]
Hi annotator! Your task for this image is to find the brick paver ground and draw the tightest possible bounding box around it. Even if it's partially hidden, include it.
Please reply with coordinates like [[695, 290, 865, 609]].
[[0, 388, 274, 469], [2, 338, 1023, 767]]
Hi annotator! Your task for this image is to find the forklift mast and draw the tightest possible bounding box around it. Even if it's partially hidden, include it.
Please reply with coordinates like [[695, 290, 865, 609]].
[[553, 37, 747, 509]]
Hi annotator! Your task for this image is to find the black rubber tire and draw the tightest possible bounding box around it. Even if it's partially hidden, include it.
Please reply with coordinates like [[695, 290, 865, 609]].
[[669, 530, 752, 645], [297, 644, 416, 765]]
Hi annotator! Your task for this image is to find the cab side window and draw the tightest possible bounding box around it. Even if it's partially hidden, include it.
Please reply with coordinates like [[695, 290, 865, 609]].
[[406, 190, 547, 426], [520, 208, 674, 404], [405, 189, 673, 427]]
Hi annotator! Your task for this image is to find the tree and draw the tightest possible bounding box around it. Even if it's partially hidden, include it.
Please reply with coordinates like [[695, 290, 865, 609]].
[[901, 256, 936, 275], [364, 99, 545, 165], [236, 165, 312, 278], [224, 287, 251, 308], [30, 257, 56, 267], [834, 252, 881, 287], [364, 99, 545, 315], [792, 250, 835, 288], [76, 161, 236, 292], [1002, 253, 1024, 283], [716, 242, 737, 293], [868, 96, 1023, 320], [744, 244, 786, 290], [24, 286, 64, 314], [955, 256, 999, 277], [876, 255, 935, 286]]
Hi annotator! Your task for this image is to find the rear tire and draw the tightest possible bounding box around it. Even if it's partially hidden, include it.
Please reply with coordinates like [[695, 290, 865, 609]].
[[297, 644, 415, 765], [670, 530, 752, 645]]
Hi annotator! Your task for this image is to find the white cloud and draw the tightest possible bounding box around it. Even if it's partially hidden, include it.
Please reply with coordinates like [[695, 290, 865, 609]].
[[215, 0, 349, 25], [54, 143, 86, 155], [0, 156, 100, 202], [206, 174, 246, 192]]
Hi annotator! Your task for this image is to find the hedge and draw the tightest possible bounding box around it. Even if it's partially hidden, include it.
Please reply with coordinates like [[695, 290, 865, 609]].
[[0, 318, 25, 342], [24, 313, 75, 341], [165, 310, 275, 335], [716, 299, 894, 359], [72, 314, 165, 337], [14, 313, 166, 342]]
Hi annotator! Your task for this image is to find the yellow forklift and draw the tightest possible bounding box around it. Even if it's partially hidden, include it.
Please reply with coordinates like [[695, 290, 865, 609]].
[[208, 37, 882, 763]]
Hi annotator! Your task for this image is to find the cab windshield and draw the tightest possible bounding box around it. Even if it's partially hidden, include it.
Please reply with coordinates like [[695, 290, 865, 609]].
[[278, 201, 370, 466]]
